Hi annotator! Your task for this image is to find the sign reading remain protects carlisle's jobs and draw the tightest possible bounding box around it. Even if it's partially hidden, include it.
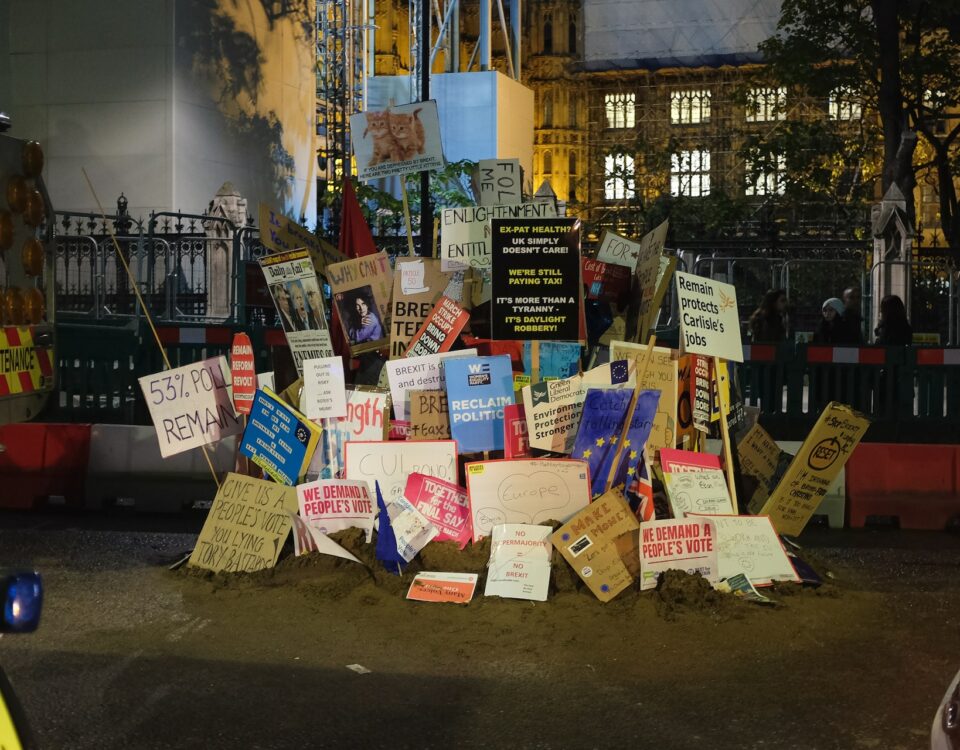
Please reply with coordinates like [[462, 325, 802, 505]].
[[674, 271, 743, 363]]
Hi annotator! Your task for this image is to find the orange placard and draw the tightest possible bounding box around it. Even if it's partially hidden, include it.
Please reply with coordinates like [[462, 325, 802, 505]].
[[405, 572, 478, 604]]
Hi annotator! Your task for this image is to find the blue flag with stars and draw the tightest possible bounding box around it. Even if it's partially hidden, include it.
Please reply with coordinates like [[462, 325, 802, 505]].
[[374, 481, 407, 575], [572, 388, 660, 497]]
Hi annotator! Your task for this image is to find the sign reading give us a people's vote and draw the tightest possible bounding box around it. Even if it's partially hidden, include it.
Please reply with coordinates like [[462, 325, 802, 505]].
[[674, 271, 743, 363]]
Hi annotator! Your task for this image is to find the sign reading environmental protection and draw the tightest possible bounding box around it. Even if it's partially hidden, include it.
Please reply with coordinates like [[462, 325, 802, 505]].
[[139, 356, 243, 458], [443, 355, 514, 453], [439, 202, 558, 272], [350, 100, 445, 180], [230, 334, 256, 414], [674, 271, 743, 362], [490, 218, 581, 341]]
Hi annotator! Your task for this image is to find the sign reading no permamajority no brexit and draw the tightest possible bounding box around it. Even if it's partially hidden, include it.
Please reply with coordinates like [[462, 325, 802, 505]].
[[674, 271, 743, 363]]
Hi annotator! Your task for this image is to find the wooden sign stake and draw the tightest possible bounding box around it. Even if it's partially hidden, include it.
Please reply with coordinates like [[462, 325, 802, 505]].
[[400, 178, 416, 257], [531, 340, 541, 384], [604, 334, 656, 492], [713, 355, 738, 509]]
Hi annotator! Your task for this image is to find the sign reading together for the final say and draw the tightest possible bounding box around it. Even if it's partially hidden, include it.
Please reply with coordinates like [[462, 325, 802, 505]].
[[674, 271, 743, 363], [490, 217, 581, 341]]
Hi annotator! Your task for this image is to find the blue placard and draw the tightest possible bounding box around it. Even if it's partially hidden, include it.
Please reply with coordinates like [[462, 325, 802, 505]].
[[444, 355, 515, 452], [521, 341, 582, 380], [240, 389, 320, 486]]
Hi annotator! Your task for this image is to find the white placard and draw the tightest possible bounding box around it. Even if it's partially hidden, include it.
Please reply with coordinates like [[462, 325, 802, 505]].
[[662, 468, 735, 517], [386, 495, 439, 561], [302, 356, 347, 420], [595, 230, 643, 269], [483, 523, 552, 601], [138, 356, 243, 458], [307, 387, 390, 480], [465, 459, 591, 542], [350, 100, 445, 181], [688, 514, 799, 585], [476, 159, 522, 206], [344, 440, 458, 505], [385, 348, 477, 421], [288, 512, 363, 563], [439, 202, 558, 272], [297, 479, 376, 542], [675, 271, 743, 362], [639, 517, 719, 590]]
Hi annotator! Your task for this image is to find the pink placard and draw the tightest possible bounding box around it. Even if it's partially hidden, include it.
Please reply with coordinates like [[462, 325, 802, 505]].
[[403, 472, 472, 549], [503, 403, 531, 459]]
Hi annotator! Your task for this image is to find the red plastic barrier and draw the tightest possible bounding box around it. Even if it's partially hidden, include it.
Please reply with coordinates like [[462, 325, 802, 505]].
[[0, 423, 91, 509], [846, 443, 960, 530]]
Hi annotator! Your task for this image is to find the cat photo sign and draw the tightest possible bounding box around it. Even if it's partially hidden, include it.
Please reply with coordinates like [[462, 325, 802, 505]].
[[351, 100, 445, 180]]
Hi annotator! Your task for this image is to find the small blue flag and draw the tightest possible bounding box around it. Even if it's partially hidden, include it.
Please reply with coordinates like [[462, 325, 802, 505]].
[[374, 481, 407, 575]]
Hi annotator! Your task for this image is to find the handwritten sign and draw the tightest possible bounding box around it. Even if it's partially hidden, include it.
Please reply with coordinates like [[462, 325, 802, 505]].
[[327, 251, 393, 355], [390, 258, 449, 358], [230, 333, 256, 414], [738, 423, 787, 513], [407, 572, 478, 604], [688, 514, 799, 585], [552, 488, 640, 602], [639, 517, 718, 590], [297, 479, 376, 541], [239, 389, 322, 485], [439, 202, 558, 272], [483, 524, 552, 601], [408, 390, 451, 441], [662, 468, 735, 517], [345, 440, 458, 505], [302, 356, 347, 420], [465, 458, 591, 541], [610, 341, 678, 458], [675, 271, 743, 362], [403, 472, 471, 548], [258, 203, 347, 274], [139, 356, 242, 458], [595, 230, 642, 269], [475, 158, 522, 206], [405, 296, 469, 357], [308, 387, 390, 480], [386, 348, 477, 421], [189, 473, 297, 573], [490, 217, 581, 341], [350, 100, 445, 180], [635, 219, 670, 333]]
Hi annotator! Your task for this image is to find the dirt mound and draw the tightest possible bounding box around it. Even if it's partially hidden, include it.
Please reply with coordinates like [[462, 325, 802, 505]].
[[654, 570, 743, 621]]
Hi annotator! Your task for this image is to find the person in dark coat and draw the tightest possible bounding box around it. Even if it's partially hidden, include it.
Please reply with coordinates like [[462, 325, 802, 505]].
[[837, 285, 864, 344], [814, 297, 846, 344], [874, 295, 913, 345], [748, 289, 788, 343]]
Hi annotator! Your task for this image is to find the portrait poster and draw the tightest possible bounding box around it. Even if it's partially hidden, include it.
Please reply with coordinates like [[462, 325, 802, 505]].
[[326, 251, 393, 355]]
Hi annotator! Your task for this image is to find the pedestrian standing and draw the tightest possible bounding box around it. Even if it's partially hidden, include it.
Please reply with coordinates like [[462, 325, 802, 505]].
[[874, 295, 912, 345], [748, 289, 788, 343], [814, 298, 846, 344], [838, 286, 864, 344]]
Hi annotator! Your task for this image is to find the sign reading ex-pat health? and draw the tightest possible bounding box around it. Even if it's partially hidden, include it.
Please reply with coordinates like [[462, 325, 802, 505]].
[[490, 217, 581, 341]]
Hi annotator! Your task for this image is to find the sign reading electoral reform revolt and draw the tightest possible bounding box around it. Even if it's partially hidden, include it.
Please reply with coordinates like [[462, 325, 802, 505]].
[[674, 271, 743, 362]]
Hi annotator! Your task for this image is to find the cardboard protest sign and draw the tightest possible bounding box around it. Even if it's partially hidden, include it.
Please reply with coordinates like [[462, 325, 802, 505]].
[[572, 388, 659, 498], [297, 479, 376, 542], [474, 158, 522, 206], [288, 512, 363, 563], [692, 355, 712, 432], [308, 387, 390, 480], [675, 355, 695, 448], [595, 230, 642, 269], [258, 203, 347, 275], [439, 202, 558, 272], [350, 100, 444, 180], [675, 271, 743, 362], [689, 514, 798, 585], [407, 572, 479, 604], [759, 402, 870, 536], [484, 524, 552, 601], [659, 448, 722, 473], [403, 473, 471, 548], [345, 440, 458, 505], [635, 219, 670, 335], [521, 360, 632, 454], [408, 390, 451, 441], [405, 296, 469, 357], [637, 254, 678, 339], [662, 468, 734, 517], [490, 217, 581, 341], [239, 388, 322, 485], [583, 258, 631, 303], [738, 423, 790, 513], [522, 340, 582, 380], [552, 488, 640, 602], [230, 333, 256, 415], [465, 458, 591, 541], [301, 356, 347, 420], [326, 251, 393, 355], [385, 348, 477, 421], [189, 473, 297, 573], [390, 258, 450, 358], [639, 517, 719, 590], [258, 249, 335, 377], [139, 356, 242, 458], [503, 403, 531, 459], [385, 494, 439, 561], [444, 355, 514, 453], [610, 341, 678, 458]]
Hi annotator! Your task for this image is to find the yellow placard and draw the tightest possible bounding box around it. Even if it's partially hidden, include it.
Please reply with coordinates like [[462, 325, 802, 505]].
[[0, 689, 24, 750], [0, 326, 53, 396], [258, 203, 347, 275]]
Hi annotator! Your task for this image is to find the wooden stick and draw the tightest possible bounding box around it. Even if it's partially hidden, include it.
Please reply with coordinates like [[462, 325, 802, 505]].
[[713, 356, 738, 510], [531, 340, 540, 385], [83, 168, 221, 489], [400, 179, 416, 257], [604, 334, 656, 492], [432, 217, 440, 259]]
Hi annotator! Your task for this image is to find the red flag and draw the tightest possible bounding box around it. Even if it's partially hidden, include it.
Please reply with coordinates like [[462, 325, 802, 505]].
[[339, 178, 377, 259]]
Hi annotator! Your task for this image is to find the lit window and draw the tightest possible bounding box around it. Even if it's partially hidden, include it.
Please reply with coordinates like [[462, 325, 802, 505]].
[[670, 89, 711, 124], [746, 87, 786, 122], [745, 154, 786, 196], [604, 153, 635, 200], [828, 86, 861, 121], [543, 150, 553, 174], [604, 93, 635, 129], [670, 150, 710, 197]]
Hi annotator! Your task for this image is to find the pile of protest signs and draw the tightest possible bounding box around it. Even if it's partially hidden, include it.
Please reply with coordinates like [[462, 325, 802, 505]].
[[134, 96, 870, 605]]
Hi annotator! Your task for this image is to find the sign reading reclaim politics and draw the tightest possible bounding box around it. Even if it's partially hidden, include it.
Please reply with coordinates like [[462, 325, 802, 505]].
[[490, 217, 581, 342], [675, 271, 743, 363], [443, 354, 514, 453]]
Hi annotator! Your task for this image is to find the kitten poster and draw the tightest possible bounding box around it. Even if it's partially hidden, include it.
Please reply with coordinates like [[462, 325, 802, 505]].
[[350, 100, 445, 180]]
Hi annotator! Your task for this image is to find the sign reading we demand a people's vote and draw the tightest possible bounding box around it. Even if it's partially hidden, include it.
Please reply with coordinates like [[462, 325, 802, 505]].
[[674, 271, 743, 363]]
